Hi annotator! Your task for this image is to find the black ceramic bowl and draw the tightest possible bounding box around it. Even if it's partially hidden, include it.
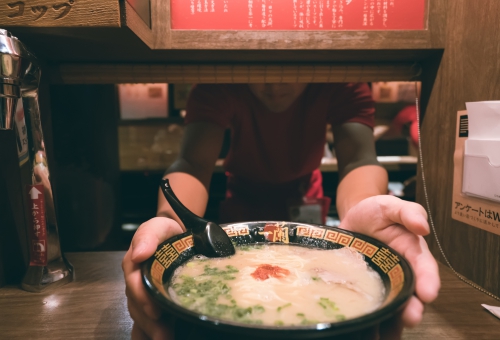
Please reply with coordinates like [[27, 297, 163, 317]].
[[142, 221, 414, 339]]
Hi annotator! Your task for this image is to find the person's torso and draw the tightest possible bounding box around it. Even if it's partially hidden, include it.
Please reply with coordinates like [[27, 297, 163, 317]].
[[185, 83, 374, 222], [223, 84, 330, 184]]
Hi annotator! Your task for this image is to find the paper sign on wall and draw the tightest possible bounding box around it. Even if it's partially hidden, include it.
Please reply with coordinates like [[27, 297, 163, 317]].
[[171, 0, 425, 30], [452, 110, 500, 235]]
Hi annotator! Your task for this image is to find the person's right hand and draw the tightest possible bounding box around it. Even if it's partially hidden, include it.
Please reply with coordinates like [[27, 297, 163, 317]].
[[122, 217, 184, 340]]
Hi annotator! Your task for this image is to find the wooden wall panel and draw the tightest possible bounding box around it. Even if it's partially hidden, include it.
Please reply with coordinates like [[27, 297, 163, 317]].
[[419, 0, 500, 296], [49, 62, 423, 84], [0, 0, 121, 27], [122, 0, 154, 48]]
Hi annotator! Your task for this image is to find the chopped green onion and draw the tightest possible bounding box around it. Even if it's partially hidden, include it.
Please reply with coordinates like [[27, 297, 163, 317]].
[[277, 303, 292, 312]]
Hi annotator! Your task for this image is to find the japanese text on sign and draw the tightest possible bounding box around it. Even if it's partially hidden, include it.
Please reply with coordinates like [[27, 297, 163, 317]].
[[27, 184, 48, 266], [453, 201, 500, 230], [171, 0, 424, 30], [5, 0, 74, 21]]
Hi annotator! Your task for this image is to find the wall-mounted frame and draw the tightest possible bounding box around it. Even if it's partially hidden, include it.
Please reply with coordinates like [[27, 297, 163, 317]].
[[150, 0, 444, 50]]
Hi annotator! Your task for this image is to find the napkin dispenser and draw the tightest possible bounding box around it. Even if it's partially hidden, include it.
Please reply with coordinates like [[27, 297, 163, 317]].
[[462, 101, 500, 203]]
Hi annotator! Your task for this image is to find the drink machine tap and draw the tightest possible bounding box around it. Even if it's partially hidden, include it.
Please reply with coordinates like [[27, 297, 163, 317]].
[[0, 29, 73, 291]]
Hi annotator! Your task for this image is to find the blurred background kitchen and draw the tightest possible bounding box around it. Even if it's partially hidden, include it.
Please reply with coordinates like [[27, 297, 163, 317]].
[[49, 81, 420, 252]]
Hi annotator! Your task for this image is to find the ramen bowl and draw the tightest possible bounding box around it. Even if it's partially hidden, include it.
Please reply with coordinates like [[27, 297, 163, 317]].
[[141, 221, 414, 339]]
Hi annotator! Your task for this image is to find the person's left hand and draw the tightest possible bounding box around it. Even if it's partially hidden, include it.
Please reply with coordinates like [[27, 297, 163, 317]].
[[339, 195, 440, 339]]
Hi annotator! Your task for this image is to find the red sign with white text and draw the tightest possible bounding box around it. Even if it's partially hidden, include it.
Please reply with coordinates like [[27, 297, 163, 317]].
[[171, 0, 425, 30], [26, 184, 48, 266]]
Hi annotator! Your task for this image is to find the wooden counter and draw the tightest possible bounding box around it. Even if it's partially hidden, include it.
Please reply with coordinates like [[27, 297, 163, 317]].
[[320, 156, 417, 173], [0, 252, 132, 339], [118, 123, 418, 173], [214, 156, 418, 172], [0, 252, 498, 339], [213, 156, 418, 173]]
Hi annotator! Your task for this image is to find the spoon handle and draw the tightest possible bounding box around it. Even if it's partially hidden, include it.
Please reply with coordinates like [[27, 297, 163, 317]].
[[160, 178, 209, 232]]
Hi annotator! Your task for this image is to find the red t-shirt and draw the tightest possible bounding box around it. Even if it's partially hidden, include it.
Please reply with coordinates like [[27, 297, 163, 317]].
[[185, 83, 375, 222], [392, 105, 419, 148]]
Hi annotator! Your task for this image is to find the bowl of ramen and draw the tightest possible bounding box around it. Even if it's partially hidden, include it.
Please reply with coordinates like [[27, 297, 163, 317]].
[[141, 221, 414, 339]]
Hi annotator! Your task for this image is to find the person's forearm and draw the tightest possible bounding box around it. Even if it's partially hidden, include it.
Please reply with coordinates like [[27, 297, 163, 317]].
[[336, 165, 388, 220], [157, 172, 209, 231], [155, 121, 224, 228]]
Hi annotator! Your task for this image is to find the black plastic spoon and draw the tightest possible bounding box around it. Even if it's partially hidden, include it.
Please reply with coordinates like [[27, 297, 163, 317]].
[[160, 178, 236, 258]]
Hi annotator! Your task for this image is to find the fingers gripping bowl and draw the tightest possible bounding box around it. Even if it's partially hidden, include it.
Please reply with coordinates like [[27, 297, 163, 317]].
[[141, 222, 414, 339]]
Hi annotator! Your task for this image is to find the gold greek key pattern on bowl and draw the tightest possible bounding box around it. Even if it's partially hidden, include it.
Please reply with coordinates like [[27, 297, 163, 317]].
[[297, 225, 325, 238], [386, 264, 405, 301], [324, 229, 354, 246], [350, 238, 380, 258], [172, 235, 194, 253], [222, 224, 250, 237], [389, 264, 404, 291], [296, 226, 355, 246], [151, 259, 165, 283]]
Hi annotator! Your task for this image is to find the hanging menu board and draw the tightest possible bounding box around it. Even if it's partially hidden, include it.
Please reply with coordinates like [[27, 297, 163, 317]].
[[171, 0, 425, 30]]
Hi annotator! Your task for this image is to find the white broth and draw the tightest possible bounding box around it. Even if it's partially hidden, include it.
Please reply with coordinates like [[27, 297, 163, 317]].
[[168, 244, 385, 326]]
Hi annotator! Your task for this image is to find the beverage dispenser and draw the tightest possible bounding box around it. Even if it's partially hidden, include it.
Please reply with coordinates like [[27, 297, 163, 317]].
[[0, 29, 73, 291]]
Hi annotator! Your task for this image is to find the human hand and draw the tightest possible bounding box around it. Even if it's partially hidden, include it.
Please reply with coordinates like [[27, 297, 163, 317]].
[[339, 195, 440, 339], [122, 217, 184, 340]]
